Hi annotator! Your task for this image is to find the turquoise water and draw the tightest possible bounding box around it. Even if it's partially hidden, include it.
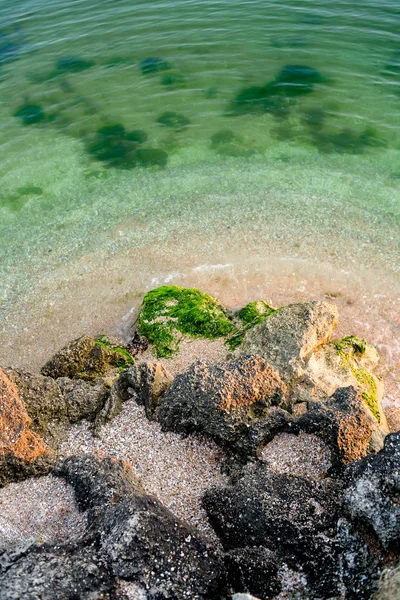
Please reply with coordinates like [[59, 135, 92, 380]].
[[0, 0, 399, 354]]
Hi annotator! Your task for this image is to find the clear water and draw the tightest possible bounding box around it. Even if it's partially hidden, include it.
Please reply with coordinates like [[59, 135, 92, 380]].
[[0, 1, 399, 395]]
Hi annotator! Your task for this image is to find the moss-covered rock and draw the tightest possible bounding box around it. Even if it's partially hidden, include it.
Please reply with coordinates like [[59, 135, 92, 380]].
[[136, 285, 233, 358], [226, 301, 276, 350]]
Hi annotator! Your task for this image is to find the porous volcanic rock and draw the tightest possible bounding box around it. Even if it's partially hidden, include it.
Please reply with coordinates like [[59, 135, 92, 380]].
[[343, 431, 400, 551], [56, 454, 227, 599], [225, 546, 281, 599], [0, 368, 54, 487], [57, 377, 109, 423], [157, 355, 286, 449], [0, 543, 114, 600], [298, 386, 385, 468], [236, 301, 339, 378]]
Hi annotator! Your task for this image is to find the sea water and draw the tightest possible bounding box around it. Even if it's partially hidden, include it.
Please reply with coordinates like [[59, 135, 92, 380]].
[[0, 0, 399, 412]]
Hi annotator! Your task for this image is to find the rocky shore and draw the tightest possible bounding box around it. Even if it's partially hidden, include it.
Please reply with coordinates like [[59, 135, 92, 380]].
[[0, 285, 399, 599]]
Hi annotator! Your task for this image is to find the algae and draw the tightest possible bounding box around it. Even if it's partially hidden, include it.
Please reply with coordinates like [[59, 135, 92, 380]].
[[335, 335, 380, 422], [137, 286, 233, 357], [226, 301, 276, 350], [94, 335, 135, 369]]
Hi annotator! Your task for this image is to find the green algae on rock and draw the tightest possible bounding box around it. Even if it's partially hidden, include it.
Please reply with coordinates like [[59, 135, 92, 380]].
[[335, 336, 381, 422], [94, 335, 135, 370], [137, 286, 233, 357], [226, 301, 276, 351]]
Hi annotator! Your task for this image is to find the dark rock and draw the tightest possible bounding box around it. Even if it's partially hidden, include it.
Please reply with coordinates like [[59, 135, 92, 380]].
[[225, 546, 281, 599], [140, 57, 170, 74], [343, 431, 400, 551], [0, 543, 114, 600], [298, 386, 381, 468], [13, 104, 45, 125], [236, 406, 297, 460], [274, 64, 324, 96], [157, 355, 286, 449], [56, 454, 228, 599], [203, 461, 340, 554], [57, 57, 94, 72]]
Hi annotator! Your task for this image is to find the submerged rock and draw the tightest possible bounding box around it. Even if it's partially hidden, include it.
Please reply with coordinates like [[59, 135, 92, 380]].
[[56, 57, 94, 72], [135, 147, 168, 167], [156, 111, 191, 130], [13, 103, 45, 125], [0, 368, 53, 487], [157, 355, 286, 449], [236, 300, 339, 379], [140, 57, 170, 74]]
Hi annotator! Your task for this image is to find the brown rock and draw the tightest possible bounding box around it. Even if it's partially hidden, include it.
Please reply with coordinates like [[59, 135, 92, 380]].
[[41, 335, 96, 379], [0, 367, 53, 487]]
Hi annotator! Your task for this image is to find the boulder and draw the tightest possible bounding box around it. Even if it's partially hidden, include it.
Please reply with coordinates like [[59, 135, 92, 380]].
[[0, 543, 114, 600], [56, 455, 228, 599], [41, 335, 134, 381], [343, 431, 400, 551], [95, 361, 173, 428], [374, 565, 400, 600], [298, 386, 385, 467], [225, 546, 281, 599], [41, 335, 95, 379], [236, 301, 339, 378], [203, 461, 340, 555], [0, 368, 54, 487], [57, 377, 109, 423], [157, 356, 286, 449]]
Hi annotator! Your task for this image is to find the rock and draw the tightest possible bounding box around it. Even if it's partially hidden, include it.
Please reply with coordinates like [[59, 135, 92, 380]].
[[225, 546, 281, 599], [56, 454, 228, 599], [0, 543, 113, 600], [4, 367, 66, 439], [374, 565, 400, 600], [203, 461, 340, 555], [232, 596, 261, 600], [95, 361, 173, 427], [41, 335, 134, 381], [236, 301, 339, 379], [298, 386, 385, 467], [343, 431, 400, 550], [41, 335, 96, 379], [57, 377, 109, 423], [157, 355, 286, 449], [0, 368, 53, 487], [303, 335, 387, 426]]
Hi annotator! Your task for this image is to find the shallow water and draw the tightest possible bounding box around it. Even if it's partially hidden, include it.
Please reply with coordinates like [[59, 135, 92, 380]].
[[0, 1, 399, 414]]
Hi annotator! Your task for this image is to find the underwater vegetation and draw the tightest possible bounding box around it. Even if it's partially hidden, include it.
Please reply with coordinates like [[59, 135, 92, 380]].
[[382, 50, 400, 78], [309, 126, 386, 155], [229, 64, 325, 116], [13, 103, 45, 125], [140, 57, 170, 75], [87, 124, 167, 169], [205, 87, 218, 99], [161, 71, 186, 88], [210, 129, 256, 157], [1, 185, 43, 213], [57, 57, 94, 73], [0, 26, 30, 64], [156, 111, 191, 131]]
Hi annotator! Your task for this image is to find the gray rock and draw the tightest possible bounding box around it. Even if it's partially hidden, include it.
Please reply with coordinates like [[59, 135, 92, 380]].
[[0, 543, 114, 600], [57, 377, 109, 423], [225, 546, 281, 599], [157, 355, 286, 449], [344, 431, 400, 550], [236, 301, 339, 379], [232, 595, 262, 600], [374, 565, 400, 600]]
